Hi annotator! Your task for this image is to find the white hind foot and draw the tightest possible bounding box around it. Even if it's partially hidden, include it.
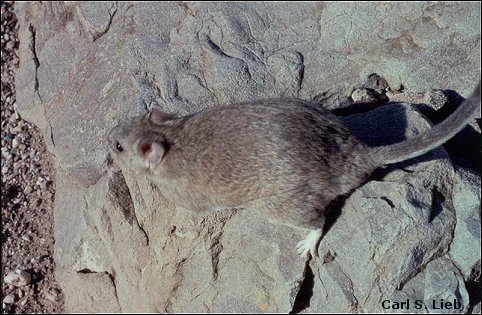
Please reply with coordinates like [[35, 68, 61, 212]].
[[296, 228, 323, 258]]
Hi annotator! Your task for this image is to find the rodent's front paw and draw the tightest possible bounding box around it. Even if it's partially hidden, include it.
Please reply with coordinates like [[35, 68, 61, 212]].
[[296, 239, 315, 257], [296, 229, 322, 258]]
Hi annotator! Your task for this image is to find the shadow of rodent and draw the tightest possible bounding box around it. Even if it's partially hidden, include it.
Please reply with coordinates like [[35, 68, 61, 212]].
[[418, 90, 481, 174], [322, 91, 481, 235], [338, 90, 480, 173]]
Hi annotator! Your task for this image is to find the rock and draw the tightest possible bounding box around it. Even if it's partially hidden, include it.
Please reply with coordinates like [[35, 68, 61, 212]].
[[61, 272, 121, 313], [473, 302, 481, 314], [424, 257, 469, 313], [449, 168, 481, 277], [3, 294, 16, 305], [2, 304, 12, 313], [11, 124, 22, 132], [24, 185, 32, 194], [351, 88, 377, 103], [304, 104, 460, 313], [11, 137, 19, 148], [14, 1, 481, 313], [387, 89, 449, 110], [4, 269, 31, 287], [43, 288, 60, 302]]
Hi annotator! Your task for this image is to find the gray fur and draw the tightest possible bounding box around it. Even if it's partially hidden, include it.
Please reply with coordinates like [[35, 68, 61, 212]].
[[108, 83, 480, 257]]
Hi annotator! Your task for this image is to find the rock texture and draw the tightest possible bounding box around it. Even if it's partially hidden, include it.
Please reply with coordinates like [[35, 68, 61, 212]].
[[2, 2, 65, 313], [15, 2, 480, 313]]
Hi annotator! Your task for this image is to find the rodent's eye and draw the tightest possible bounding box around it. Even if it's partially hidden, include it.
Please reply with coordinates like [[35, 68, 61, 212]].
[[115, 142, 124, 152]]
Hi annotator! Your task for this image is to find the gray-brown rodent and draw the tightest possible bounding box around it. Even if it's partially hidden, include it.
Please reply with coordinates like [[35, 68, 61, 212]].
[[108, 81, 480, 258]]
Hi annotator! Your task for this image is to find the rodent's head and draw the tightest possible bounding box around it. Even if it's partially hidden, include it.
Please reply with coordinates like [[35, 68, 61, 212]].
[[107, 108, 177, 174]]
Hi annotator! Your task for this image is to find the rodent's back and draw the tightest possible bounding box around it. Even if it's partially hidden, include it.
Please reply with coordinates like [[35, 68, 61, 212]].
[[150, 99, 376, 211]]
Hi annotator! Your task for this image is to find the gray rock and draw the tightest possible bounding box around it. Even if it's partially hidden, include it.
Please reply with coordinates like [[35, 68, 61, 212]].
[[61, 272, 121, 313], [424, 257, 469, 314], [4, 270, 32, 287], [14, 1, 481, 313], [305, 103, 461, 313], [449, 168, 481, 277], [3, 294, 16, 305]]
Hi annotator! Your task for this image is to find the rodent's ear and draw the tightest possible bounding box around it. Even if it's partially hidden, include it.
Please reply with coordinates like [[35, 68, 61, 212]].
[[148, 107, 176, 125], [137, 140, 165, 164]]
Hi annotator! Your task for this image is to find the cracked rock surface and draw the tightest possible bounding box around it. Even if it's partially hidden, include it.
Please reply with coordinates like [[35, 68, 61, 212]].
[[14, 2, 481, 313]]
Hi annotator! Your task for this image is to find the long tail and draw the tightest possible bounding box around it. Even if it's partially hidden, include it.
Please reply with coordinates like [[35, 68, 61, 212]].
[[371, 81, 480, 165]]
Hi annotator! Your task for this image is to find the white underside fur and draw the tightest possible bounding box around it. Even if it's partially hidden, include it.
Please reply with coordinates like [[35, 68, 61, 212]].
[[296, 228, 322, 258]]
